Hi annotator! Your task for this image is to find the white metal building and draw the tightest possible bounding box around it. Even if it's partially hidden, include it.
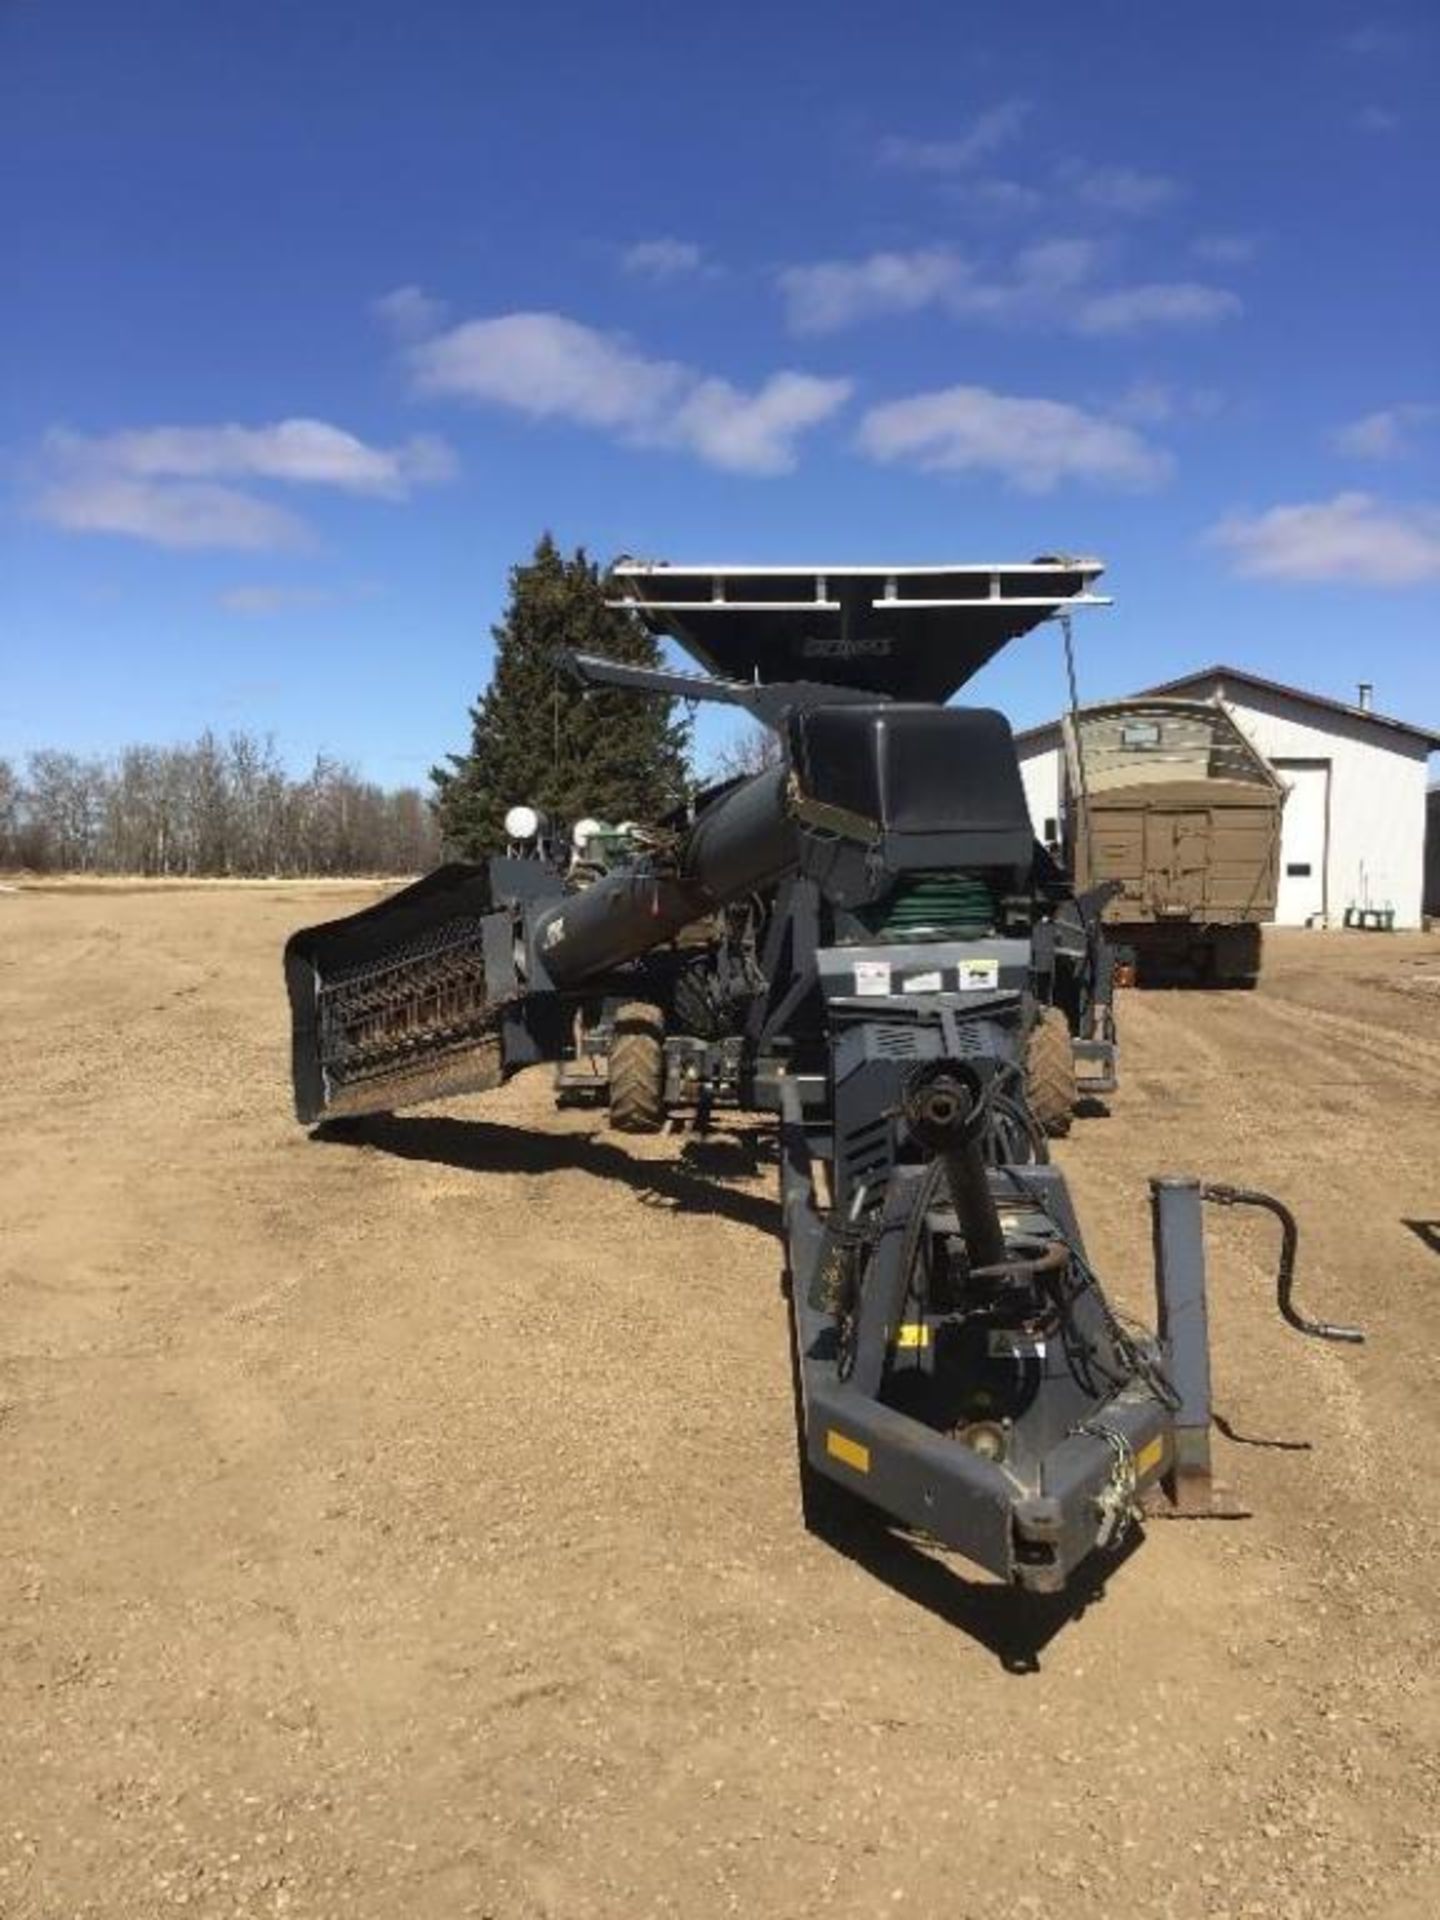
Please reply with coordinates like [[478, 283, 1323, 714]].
[[1015, 666, 1440, 929]]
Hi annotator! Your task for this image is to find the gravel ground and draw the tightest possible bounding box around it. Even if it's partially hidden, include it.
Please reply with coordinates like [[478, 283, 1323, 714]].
[[1, 885, 1437, 1919]]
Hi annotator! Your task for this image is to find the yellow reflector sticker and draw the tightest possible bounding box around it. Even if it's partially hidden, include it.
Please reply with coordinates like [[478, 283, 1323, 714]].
[[894, 1322, 930, 1350], [1135, 1436, 1165, 1480], [826, 1429, 871, 1474]]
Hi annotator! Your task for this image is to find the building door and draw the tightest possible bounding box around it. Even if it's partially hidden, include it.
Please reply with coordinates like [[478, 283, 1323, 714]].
[[1272, 760, 1329, 924]]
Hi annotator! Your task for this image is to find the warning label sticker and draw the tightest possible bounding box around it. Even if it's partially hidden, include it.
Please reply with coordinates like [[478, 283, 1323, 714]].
[[957, 958, 1000, 991], [853, 960, 892, 996], [901, 970, 943, 994]]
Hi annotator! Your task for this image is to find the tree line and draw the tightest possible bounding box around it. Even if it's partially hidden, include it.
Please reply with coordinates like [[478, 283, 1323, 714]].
[[0, 733, 441, 877]]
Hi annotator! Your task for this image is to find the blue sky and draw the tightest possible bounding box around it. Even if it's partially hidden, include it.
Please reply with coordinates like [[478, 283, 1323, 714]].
[[4, 0, 1438, 785]]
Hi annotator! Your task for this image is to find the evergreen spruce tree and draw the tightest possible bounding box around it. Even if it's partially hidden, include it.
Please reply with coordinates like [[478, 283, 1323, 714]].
[[432, 534, 692, 858]]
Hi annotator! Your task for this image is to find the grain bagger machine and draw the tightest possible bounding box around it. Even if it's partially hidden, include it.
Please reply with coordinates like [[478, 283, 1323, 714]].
[[285, 559, 1360, 1597]]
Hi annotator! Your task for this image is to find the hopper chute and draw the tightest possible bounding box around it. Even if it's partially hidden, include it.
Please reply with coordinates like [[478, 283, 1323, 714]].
[[609, 558, 1108, 704]]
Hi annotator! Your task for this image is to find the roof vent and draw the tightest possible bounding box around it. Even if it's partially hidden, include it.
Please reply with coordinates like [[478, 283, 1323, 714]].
[[1357, 681, 1374, 712]]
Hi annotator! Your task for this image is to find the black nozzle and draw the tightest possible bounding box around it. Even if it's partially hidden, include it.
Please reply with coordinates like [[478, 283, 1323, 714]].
[[901, 1060, 989, 1153]]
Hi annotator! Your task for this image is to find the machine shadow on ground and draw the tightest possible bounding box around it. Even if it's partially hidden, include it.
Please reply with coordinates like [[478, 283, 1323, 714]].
[[312, 1113, 782, 1236], [1212, 1410, 1313, 1452], [801, 1487, 1143, 1675], [1403, 1219, 1440, 1257], [675, 1129, 776, 1182]]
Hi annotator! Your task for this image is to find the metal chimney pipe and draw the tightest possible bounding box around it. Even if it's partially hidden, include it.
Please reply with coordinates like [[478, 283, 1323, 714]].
[[1357, 681, 1374, 711]]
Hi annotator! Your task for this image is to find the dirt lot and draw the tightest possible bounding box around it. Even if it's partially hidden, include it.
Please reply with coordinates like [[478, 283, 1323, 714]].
[[2, 884, 1438, 1920]]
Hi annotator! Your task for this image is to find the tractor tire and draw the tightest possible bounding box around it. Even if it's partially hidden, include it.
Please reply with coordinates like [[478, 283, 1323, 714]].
[[608, 1002, 666, 1134], [1025, 1006, 1077, 1139]]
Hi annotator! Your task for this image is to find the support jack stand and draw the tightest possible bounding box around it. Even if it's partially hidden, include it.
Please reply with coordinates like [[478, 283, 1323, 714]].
[[1143, 1175, 1364, 1522], [1142, 1471, 1252, 1521]]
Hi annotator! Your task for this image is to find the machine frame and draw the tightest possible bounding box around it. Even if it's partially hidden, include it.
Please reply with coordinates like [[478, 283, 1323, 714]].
[[284, 559, 1360, 1599]]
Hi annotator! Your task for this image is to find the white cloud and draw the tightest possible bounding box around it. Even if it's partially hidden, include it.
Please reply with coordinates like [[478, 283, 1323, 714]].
[[1067, 164, 1181, 215], [927, 152, 1183, 221], [36, 477, 311, 551], [218, 582, 377, 615], [670, 373, 852, 475], [778, 239, 1236, 340], [940, 238, 1099, 324], [777, 239, 1101, 333], [857, 384, 1171, 493], [1355, 104, 1400, 132], [1113, 380, 1225, 426], [1072, 281, 1241, 335], [1333, 404, 1439, 460], [943, 176, 1046, 217], [620, 237, 709, 280], [778, 248, 965, 332], [1191, 232, 1259, 266], [32, 416, 454, 551], [412, 312, 687, 426], [1207, 493, 1440, 586], [372, 284, 449, 340], [879, 98, 1031, 173], [993, 237, 1099, 302], [409, 310, 850, 474], [44, 419, 455, 498]]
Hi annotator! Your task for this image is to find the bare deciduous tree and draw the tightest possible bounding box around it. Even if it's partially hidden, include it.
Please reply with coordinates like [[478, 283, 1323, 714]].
[[0, 733, 441, 877], [0, 758, 18, 862], [707, 723, 782, 785]]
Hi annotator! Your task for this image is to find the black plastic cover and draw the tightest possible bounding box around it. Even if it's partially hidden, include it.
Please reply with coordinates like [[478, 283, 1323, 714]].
[[788, 705, 1034, 867]]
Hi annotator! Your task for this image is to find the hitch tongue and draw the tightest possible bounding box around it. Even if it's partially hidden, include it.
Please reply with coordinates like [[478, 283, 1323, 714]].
[[1201, 1184, 1365, 1345]]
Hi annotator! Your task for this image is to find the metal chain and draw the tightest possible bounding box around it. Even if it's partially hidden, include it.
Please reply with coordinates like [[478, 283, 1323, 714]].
[[1072, 1420, 1138, 1550]]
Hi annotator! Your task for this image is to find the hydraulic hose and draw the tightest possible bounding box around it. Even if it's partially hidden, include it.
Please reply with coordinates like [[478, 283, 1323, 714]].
[[1201, 1184, 1365, 1344]]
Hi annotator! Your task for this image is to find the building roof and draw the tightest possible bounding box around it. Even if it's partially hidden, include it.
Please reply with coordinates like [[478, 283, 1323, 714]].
[[1014, 663, 1440, 753]]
